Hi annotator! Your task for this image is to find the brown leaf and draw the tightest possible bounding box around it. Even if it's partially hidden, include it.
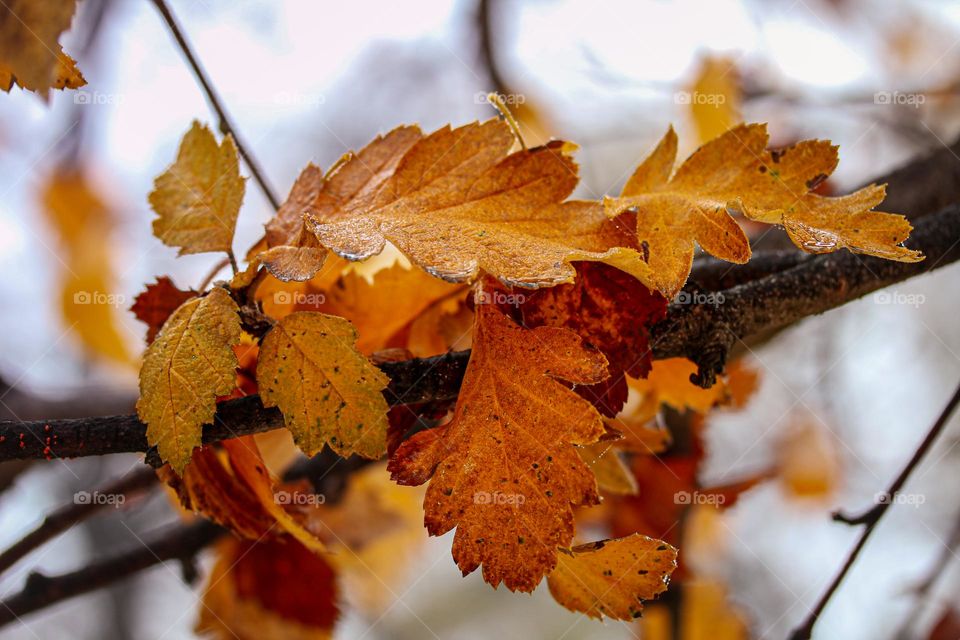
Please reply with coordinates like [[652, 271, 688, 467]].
[[197, 536, 338, 640], [0, 0, 83, 97], [389, 286, 609, 591], [522, 261, 667, 416], [130, 277, 197, 344], [306, 120, 650, 287]]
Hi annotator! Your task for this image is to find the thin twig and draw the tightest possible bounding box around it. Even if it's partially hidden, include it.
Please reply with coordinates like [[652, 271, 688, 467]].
[[148, 0, 281, 210], [0, 519, 223, 628], [0, 449, 360, 627], [196, 256, 230, 292], [0, 467, 158, 575], [789, 382, 960, 640]]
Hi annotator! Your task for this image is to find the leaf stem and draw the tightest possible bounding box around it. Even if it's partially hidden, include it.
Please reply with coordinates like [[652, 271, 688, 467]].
[[487, 91, 527, 150], [148, 0, 281, 211], [789, 381, 960, 640], [226, 249, 239, 276], [197, 256, 231, 291]]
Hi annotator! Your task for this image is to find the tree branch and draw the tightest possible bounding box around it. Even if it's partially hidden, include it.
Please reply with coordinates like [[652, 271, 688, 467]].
[[0, 446, 361, 627], [0, 519, 223, 628], [148, 0, 281, 210], [1, 200, 957, 461], [651, 202, 960, 386], [788, 380, 960, 640], [0, 351, 468, 464], [0, 467, 158, 575]]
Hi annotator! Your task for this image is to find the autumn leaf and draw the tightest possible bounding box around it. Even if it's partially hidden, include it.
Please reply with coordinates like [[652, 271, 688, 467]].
[[628, 358, 728, 419], [258, 163, 328, 281], [678, 579, 750, 640], [42, 169, 132, 364], [198, 536, 339, 640], [294, 463, 426, 615], [161, 443, 276, 540], [605, 123, 921, 296], [406, 295, 473, 357], [321, 262, 467, 353], [687, 55, 741, 143], [137, 287, 241, 474], [265, 163, 325, 248], [576, 441, 637, 496], [521, 261, 667, 416], [389, 290, 609, 591], [220, 438, 327, 552], [777, 418, 840, 499], [640, 579, 749, 640], [604, 126, 749, 297], [0, 0, 84, 97], [547, 534, 676, 620], [149, 121, 246, 256], [130, 277, 197, 344], [257, 312, 391, 459], [161, 435, 328, 552], [305, 120, 649, 288]]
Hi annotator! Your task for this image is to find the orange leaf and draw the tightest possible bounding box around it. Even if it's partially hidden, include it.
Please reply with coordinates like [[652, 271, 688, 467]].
[[321, 262, 466, 353], [162, 436, 325, 553], [389, 287, 609, 591], [306, 120, 650, 287], [547, 534, 676, 620], [522, 261, 667, 416]]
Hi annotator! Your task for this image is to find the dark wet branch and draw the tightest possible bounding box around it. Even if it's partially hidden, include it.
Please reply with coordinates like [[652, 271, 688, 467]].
[[0, 351, 468, 464], [0, 519, 223, 628], [2, 200, 958, 460]]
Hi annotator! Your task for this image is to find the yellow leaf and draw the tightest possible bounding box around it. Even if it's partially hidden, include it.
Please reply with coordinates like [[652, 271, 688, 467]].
[[137, 287, 241, 474], [577, 441, 637, 495], [679, 579, 750, 640], [606, 123, 921, 296], [60, 243, 132, 364], [630, 358, 726, 416], [42, 170, 131, 364], [389, 287, 609, 591], [0, 0, 83, 97], [257, 312, 390, 459], [305, 120, 649, 287], [777, 418, 841, 499], [148, 121, 246, 256], [688, 55, 741, 144], [547, 534, 676, 620]]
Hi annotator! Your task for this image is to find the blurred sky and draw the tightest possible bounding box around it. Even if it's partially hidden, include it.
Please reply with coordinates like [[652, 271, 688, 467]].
[[2, 0, 960, 638]]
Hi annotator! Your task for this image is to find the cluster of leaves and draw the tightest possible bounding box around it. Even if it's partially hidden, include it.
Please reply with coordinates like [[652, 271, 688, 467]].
[[2, 5, 926, 633], [125, 109, 920, 634]]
